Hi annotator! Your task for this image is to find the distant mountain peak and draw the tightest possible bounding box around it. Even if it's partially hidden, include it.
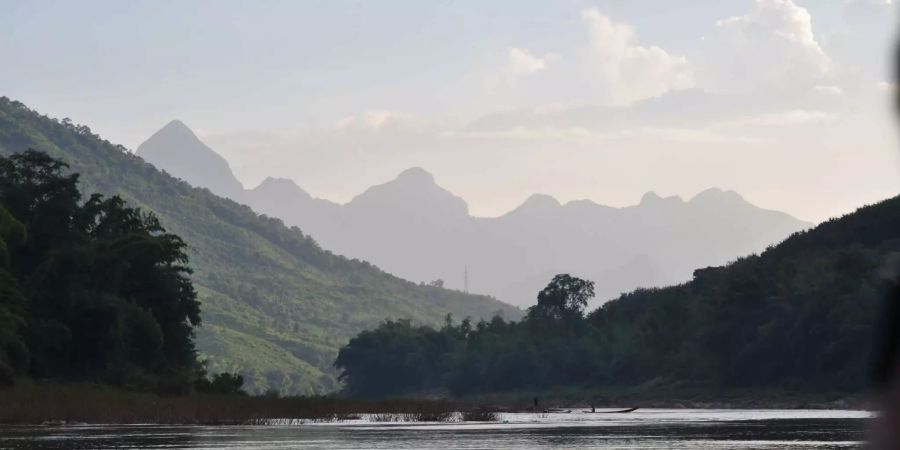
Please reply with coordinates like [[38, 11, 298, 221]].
[[640, 191, 662, 204], [258, 176, 300, 189], [639, 191, 685, 207], [253, 176, 312, 200], [161, 119, 190, 131], [137, 120, 245, 200], [348, 166, 468, 217], [506, 193, 561, 217], [151, 119, 200, 142], [523, 193, 561, 208], [690, 187, 746, 204], [394, 167, 436, 186]]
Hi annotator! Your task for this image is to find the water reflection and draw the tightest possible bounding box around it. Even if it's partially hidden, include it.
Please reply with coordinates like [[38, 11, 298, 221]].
[[0, 410, 872, 449]]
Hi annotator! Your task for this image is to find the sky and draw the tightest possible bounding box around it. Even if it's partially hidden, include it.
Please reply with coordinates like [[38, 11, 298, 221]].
[[2, 0, 899, 222]]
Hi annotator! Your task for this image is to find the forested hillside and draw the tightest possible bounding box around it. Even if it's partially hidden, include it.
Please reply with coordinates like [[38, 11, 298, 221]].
[[0, 151, 202, 391], [0, 98, 519, 394], [336, 195, 896, 397]]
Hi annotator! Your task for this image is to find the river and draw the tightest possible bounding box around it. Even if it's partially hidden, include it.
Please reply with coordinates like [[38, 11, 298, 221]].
[[0, 409, 873, 449]]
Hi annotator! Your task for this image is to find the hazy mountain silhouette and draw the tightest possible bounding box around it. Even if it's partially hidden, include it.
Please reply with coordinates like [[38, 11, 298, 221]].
[[137, 120, 246, 200], [1, 99, 518, 394], [140, 121, 812, 308]]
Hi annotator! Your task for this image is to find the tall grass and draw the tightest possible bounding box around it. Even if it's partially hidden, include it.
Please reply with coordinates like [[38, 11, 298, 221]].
[[0, 383, 498, 425]]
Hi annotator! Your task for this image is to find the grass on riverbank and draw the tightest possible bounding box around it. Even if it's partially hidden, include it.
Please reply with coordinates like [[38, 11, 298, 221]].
[[1, 381, 872, 425], [0, 382, 498, 425]]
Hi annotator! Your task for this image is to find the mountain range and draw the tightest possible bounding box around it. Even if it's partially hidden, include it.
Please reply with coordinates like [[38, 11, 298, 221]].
[[0, 98, 519, 394], [138, 120, 813, 307]]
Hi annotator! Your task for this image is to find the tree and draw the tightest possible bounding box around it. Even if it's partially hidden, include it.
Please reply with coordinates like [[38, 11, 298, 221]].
[[527, 274, 595, 322], [0, 150, 203, 391]]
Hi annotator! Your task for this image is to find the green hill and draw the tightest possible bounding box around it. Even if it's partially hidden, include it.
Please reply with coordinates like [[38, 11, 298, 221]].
[[0, 97, 520, 394]]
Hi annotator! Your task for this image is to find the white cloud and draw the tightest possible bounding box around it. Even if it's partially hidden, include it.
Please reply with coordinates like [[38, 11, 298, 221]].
[[581, 9, 694, 105], [508, 47, 549, 75], [333, 110, 420, 131], [702, 0, 831, 93]]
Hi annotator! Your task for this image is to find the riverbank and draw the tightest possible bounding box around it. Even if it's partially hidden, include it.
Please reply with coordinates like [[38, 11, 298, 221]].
[[0, 382, 471, 425], [0, 381, 873, 425]]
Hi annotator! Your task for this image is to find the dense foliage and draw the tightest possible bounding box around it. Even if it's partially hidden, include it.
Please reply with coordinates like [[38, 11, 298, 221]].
[[336, 200, 897, 396], [0, 151, 202, 391], [0, 97, 520, 394]]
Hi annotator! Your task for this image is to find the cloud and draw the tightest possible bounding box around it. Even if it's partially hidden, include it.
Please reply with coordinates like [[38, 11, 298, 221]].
[[581, 8, 694, 105], [702, 0, 831, 93], [508, 47, 550, 75], [333, 110, 421, 131], [716, 109, 836, 127]]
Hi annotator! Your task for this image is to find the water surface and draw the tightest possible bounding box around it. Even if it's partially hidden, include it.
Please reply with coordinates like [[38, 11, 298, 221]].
[[0, 409, 872, 449]]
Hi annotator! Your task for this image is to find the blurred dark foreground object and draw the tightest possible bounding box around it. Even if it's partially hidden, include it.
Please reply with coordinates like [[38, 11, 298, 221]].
[[870, 41, 900, 449]]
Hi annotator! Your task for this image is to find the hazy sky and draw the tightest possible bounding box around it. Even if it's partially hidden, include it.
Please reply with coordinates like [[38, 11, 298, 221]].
[[2, 0, 899, 222]]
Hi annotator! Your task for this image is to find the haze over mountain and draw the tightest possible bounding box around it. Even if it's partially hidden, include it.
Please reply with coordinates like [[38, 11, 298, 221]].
[[0, 98, 518, 394], [140, 121, 812, 307], [137, 120, 246, 201]]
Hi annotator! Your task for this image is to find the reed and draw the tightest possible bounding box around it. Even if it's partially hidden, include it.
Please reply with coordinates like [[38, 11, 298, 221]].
[[0, 383, 496, 425]]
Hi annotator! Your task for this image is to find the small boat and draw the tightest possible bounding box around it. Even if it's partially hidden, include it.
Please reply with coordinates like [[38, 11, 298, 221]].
[[544, 408, 572, 413], [583, 407, 639, 414]]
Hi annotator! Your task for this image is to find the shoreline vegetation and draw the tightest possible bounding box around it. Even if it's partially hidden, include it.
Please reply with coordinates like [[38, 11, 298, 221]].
[[0, 382, 871, 426], [0, 382, 491, 425]]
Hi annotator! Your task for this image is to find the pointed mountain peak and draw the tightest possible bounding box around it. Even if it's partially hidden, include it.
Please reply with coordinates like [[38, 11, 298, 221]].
[[254, 177, 311, 198], [394, 167, 436, 186], [136, 120, 245, 200], [153, 119, 199, 140], [161, 119, 190, 131], [140, 119, 203, 151]]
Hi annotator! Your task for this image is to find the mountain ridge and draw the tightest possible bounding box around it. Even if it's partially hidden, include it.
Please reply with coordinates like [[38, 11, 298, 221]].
[[137, 120, 812, 308]]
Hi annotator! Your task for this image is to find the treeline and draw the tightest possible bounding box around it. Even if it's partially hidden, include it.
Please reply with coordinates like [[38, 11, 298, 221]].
[[0, 151, 204, 392], [335, 196, 900, 397]]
